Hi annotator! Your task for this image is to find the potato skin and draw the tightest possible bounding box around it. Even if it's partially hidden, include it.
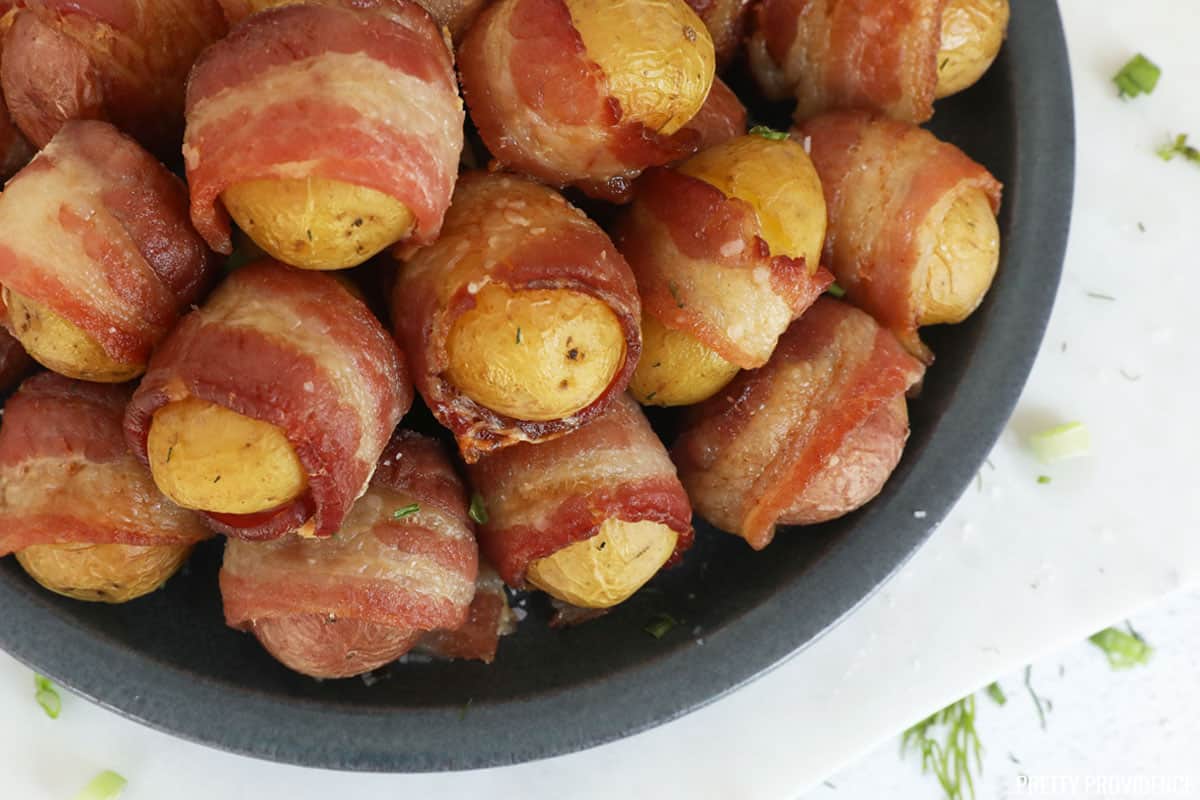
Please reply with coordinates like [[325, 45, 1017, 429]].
[[3, 288, 142, 383], [445, 283, 628, 422], [222, 177, 415, 271], [251, 613, 420, 679], [564, 0, 715, 136], [631, 312, 738, 407], [147, 397, 308, 515], [526, 518, 678, 608], [935, 0, 1010, 99], [16, 542, 193, 603], [913, 186, 1000, 326]]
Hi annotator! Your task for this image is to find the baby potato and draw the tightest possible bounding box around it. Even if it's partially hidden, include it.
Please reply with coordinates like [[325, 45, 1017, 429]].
[[251, 614, 420, 679], [222, 176, 414, 271], [526, 518, 678, 608], [631, 312, 738, 407], [2, 288, 142, 382], [564, 0, 716, 136], [913, 186, 1000, 326], [147, 397, 308, 515], [678, 133, 827, 268], [935, 0, 1010, 99], [16, 542, 193, 603], [444, 283, 627, 422]]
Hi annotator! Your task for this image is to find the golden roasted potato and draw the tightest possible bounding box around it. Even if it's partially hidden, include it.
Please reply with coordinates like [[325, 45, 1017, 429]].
[[2, 288, 142, 382], [526, 518, 678, 608], [936, 0, 1010, 99], [445, 284, 627, 422], [564, 0, 716, 136], [16, 542, 193, 603], [630, 313, 738, 406], [146, 397, 308, 514], [913, 186, 1001, 326], [222, 177, 414, 271], [251, 614, 420, 679]]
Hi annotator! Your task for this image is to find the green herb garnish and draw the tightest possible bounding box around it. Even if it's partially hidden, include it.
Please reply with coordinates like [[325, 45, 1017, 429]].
[[1113, 54, 1161, 99], [1157, 133, 1200, 164], [1037, 475, 1052, 485], [1089, 624, 1153, 670], [644, 612, 679, 639], [34, 674, 60, 719], [984, 681, 1006, 706], [749, 125, 789, 141], [1028, 422, 1090, 464], [827, 282, 847, 299], [72, 770, 127, 800], [392, 503, 420, 520], [901, 694, 983, 800], [1023, 666, 1048, 730], [468, 493, 489, 525]]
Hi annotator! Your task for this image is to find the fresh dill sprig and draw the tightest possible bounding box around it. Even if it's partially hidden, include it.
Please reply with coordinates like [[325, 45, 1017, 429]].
[[1089, 623, 1153, 669], [901, 694, 984, 800], [1023, 666, 1049, 730]]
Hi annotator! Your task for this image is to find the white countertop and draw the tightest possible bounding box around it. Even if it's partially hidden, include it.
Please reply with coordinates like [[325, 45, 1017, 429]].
[[3, 2, 1198, 797]]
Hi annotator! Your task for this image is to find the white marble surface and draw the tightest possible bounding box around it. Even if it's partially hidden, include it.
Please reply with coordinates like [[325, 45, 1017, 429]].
[[3, 2, 1199, 797]]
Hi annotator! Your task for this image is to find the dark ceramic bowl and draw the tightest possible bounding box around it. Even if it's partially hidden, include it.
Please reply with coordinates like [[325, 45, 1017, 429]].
[[0, 0, 1073, 772]]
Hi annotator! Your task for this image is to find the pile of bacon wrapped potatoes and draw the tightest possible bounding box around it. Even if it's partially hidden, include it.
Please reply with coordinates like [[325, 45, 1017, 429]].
[[0, 0, 1008, 679]]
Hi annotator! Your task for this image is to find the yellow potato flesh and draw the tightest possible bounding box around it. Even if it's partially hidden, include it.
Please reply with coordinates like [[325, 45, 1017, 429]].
[[935, 0, 1010, 99], [222, 177, 414, 271], [17, 542, 192, 603], [444, 283, 626, 422], [915, 187, 1000, 326], [631, 312, 739, 407], [678, 134, 827, 269], [565, 0, 715, 136], [526, 518, 678, 608], [147, 397, 308, 515], [2, 288, 141, 382]]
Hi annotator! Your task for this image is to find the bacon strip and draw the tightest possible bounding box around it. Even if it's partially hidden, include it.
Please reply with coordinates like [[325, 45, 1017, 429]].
[[0, 121, 218, 368], [748, 0, 946, 122], [218, 0, 486, 40], [125, 259, 411, 541], [417, 563, 515, 663], [686, 0, 752, 66], [796, 111, 1002, 358], [615, 167, 832, 369], [394, 171, 640, 463], [680, 77, 747, 153], [0, 0, 227, 156], [458, 0, 702, 203], [673, 298, 925, 550], [184, 0, 463, 254], [0, 373, 210, 557], [467, 394, 693, 588]]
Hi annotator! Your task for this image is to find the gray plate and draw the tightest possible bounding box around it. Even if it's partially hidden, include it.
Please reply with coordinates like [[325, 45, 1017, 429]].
[[0, 0, 1073, 772]]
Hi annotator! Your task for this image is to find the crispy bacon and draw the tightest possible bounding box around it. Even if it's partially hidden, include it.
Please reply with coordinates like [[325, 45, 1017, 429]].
[[748, 0, 946, 122], [184, 0, 463, 254], [796, 111, 1002, 357], [685, 0, 752, 66], [673, 298, 925, 550], [615, 167, 832, 369], [467, 394, 693, 588], [681, 77, 747, 153], [394, 171, 640, 463], [0, 121, 218, 369], [458, 0, 702, 203], [417, 562, 515, 663], [0, 0, 227, 156], [0, 373, 210, 557], [125, 259, 411, 541]]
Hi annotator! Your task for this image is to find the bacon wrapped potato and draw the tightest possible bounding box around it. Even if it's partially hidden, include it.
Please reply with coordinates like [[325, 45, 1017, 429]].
[[749, 0, 1010, 122], [795, 111, 1003, 359], [0, 121, 217, 382], [616, 133, 832, 407], [125, 259, 411, 541], [184, 0, 463, 270], [0, 374, 211, 602], [459, 0, 717, 201], [673, 298, 926, 550], [218, 0, 488, 40], [467, 394, 693, 609], [393, 171, 640, 463]]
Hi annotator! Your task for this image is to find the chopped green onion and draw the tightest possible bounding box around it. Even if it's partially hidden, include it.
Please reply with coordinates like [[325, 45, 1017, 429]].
[[72, 771, 127, 800], [644, 612, 678, 639], [1028, 422, 1090, 464], [1089, 625, 1153, 670], [1112, 53, 1161, 99], [985, 681, 1006, 706], [34, 674, 60, 719], [468, 492, 489, 525], [392, 503, 420, 520], [827, 282, 847, 299], [749, 125, 789, 141], [1036, 475, 1052, 485], [1157, 133, 1200, 164]]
